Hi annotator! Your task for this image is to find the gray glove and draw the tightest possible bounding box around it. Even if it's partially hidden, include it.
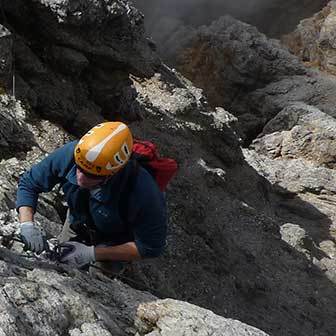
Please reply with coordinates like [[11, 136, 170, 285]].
[[58, 241, 96, 268], [20, 221, 48, 254]]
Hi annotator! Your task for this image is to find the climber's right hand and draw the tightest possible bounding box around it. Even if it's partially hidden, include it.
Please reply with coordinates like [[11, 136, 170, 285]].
[[19, 221, 48, 254]]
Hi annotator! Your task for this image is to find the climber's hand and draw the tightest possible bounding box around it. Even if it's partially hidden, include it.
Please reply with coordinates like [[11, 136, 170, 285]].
[[20, 221, 48, 254], [58, 241, 96, 268]]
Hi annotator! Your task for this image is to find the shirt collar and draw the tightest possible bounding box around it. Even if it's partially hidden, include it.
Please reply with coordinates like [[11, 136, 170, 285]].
[[65, 163, 132, 202], [66, 165, 78, 185]]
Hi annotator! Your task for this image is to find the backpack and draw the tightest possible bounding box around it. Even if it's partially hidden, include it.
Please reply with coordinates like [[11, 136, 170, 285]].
[[131, 139, 178, 192]]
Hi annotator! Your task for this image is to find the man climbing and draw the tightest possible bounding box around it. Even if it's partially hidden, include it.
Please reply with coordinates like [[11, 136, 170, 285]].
[[16, 121, 167, 271]]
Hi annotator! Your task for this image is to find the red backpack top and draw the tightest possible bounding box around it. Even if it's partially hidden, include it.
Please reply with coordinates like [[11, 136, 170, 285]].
[[132, 139, 178, 191]]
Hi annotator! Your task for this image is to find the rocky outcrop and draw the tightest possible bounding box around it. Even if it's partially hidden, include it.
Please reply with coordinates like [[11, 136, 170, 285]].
[[252, 102, 336, 167], [0, 0, 160, 135], [135, 299, 269, 336], [243, 101, 336, 284], [0, 254, 155, 335], [0, 242, 271, 336], [282, 1, 336, 75], [177, 15, 336, 144], [0, 92, 272, 335], [133, 0, 327, 63]]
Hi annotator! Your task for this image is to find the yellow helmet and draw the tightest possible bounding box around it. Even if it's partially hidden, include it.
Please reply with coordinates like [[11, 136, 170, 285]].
[[74, 122, 133, 176]]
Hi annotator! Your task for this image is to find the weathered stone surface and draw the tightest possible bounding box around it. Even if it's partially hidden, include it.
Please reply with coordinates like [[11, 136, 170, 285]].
[[0, 250, 156, 336], [0, 68, 335, 335], [0, 95, 34, 158], [179, 16, 307, 106], [135, 299, 269, 336], [252, 103, 336, 167], [283, 1, 336, 74], [176, 16, 318, 141], [280, 223, 316, 257], [175, 14, 336, 144], [0, 0, 160, 134], [120, 69, 336, 336], [243, 145, 336, 277], [0, 25, 12, 93]]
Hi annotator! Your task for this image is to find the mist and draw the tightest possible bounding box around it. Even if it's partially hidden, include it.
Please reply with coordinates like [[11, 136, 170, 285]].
[[133, 0, 272, 28], [132, 0, 326, 40]]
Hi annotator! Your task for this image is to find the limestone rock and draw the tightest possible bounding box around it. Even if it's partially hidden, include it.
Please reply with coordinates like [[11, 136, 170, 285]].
[[135, 299, 269, 336], [280, 223, 317, 258], [0, 251, 156, 336], [252, 103, 336, 167], [283, 1, 336, 75], [0, 95, 33, 158], [177, 15, 315, 141]]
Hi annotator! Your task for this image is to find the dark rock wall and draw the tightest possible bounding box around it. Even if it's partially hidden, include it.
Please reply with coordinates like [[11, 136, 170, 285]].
[[0, 0, 160, 135]]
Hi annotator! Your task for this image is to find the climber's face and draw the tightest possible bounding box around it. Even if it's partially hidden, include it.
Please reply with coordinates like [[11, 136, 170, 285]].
[[76, 166, 107, 189]]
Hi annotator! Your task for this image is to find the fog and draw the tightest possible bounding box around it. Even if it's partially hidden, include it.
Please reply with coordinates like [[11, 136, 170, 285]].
[[132, 0, 326, 37], [133, 0, 273, 28]]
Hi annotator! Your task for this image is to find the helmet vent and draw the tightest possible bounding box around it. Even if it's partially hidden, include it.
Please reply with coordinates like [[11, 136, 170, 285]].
[[114, 153, 124, 165], [122, 143, 130, 156]]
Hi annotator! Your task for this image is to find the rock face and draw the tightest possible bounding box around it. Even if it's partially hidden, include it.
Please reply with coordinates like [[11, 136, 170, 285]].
[[177, 14, 336, 144], [0, 25, 13, 93], [243, 101, 336, 285], [0, 0, 160, 134], [252, 102, 336, 167], [0, 246, 156, 336], [133, 0, 327, 63], [283, 1, 336, 75], [1, 1, 336, 336], [135, 299, 270, 336]]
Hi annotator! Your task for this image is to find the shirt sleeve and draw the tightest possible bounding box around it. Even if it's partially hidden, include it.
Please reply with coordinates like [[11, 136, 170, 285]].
[[131, 169, 167, 258], [16, 141, 76, 212]]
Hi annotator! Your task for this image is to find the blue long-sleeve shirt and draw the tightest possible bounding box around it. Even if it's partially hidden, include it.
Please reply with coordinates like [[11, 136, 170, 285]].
[[16, 141, 167, 258]]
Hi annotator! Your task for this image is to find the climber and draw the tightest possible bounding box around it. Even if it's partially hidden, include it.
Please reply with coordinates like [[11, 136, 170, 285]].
[[15, 121, 167, 273]]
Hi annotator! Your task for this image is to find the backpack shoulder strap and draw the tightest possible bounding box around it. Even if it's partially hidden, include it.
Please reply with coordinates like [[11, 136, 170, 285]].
[[118, 159, 140, 226]]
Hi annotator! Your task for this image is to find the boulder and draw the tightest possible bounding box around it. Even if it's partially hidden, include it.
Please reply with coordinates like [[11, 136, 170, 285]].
[[135, 299, 269, 336], [252, 102, 336, 168]]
